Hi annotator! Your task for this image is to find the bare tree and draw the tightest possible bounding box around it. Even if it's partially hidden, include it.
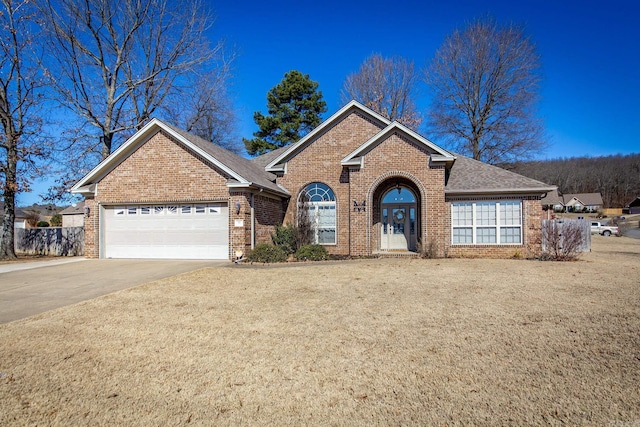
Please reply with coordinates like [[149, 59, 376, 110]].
[[296, 195, 313, 248], [24, 211, 41, 228], [1, 0, 49, 259], [541, 220, 588, 261], [39, 0, 232, 185], [424, 18, 545, 164], [174, 65, 241, 154], [341, 54, 421, 128]]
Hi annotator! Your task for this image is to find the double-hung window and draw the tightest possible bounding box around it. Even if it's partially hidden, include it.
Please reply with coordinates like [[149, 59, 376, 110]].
[[452, 201, 522, 244]]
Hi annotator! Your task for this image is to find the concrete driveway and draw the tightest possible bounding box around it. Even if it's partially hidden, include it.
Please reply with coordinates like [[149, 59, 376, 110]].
[[0, 258, 222, 324], [625, 227, 640, 239]]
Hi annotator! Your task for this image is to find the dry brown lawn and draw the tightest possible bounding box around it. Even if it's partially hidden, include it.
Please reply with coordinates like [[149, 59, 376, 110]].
[[1, 237, 639, 426]]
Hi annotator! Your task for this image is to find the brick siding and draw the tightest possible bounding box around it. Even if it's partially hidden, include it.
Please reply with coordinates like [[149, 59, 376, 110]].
[[275, 113, 450, 257], [276, 112, 386, 256], [253, 194, 285, 246]]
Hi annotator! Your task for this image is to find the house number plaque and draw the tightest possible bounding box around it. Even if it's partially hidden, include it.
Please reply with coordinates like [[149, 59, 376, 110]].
[[353, 200, 366, 212]]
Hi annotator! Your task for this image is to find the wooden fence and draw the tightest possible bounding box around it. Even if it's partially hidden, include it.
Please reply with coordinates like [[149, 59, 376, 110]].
[[15, 227, 84, 256], [602, 208, 623, 216]]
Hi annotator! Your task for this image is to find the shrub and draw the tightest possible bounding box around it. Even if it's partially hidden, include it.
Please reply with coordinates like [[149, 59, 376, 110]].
[[25, 211, 40, 227], [295, 199, 314, 249], [418, 239, 440, 259], [295, 244, 329, 261], [50, 213, 63, 227], [37, 221, 50, 227], [247, 243, 287, 263], [541, 220, 587, 261], [271, 224, 297, 255]]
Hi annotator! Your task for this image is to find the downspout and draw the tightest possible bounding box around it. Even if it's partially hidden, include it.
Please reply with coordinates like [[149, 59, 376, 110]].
[[98, 202, 103, 259], [347, 168, 351, 256], [251, 193, 255, 249]]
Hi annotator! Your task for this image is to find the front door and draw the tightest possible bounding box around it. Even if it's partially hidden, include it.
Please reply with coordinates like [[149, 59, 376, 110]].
[[380, 187, 417, 251], [382, 206, 412, 250]]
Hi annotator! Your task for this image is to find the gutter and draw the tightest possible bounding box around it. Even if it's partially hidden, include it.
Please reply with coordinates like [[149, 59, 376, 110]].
[[227, 181, 290, 198], [445, 186, 557, 196]]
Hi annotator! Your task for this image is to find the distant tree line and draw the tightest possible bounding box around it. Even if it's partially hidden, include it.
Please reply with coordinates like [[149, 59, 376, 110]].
[[507, 153, 640, 208]]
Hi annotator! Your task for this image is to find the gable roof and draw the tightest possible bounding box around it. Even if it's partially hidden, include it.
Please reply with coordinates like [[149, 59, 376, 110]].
[[341, 121, 455, 167], [626, 196, 640, 208], [445, 155, 556, 195], [60, 203, 85, 215], [265, 100, 391, 172], [71, 119, 288, 197], [253, 100, 553, 196], [251, 145, 290, 169], [540, 189, 564, 206], [563, 193, 603, 206]]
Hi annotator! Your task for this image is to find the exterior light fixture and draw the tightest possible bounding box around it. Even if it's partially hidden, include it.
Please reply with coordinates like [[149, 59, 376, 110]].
[[235, 201, 241, 215]]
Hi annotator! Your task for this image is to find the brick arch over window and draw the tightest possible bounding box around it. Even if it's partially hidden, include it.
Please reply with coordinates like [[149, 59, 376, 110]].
[[366, 171, 427, 253], [298, 182, 338, 245]]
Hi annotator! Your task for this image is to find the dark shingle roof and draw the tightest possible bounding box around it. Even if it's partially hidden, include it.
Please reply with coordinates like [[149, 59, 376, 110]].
[[251, 146, 290, 169], [563, 193, 603, 206], [60, 203, 85, 215], [541, 189, 564, 206], [161, 122, 288, 196], [446, 155, 555, 194]]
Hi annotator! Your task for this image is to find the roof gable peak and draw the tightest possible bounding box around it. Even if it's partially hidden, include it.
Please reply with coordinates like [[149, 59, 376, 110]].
[[341, 121, 455, 167], [70, 118, 289, 197], [71, 119, 248, 192], [265, 100, 391, 171]]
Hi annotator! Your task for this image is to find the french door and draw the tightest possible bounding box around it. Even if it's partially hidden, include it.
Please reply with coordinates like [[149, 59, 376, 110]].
[[381, 204, 416, 251]]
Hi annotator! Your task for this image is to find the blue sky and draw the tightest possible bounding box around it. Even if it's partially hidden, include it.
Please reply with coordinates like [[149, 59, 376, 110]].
[[214, 0, 638, 159], [18, 0, 639, 205]]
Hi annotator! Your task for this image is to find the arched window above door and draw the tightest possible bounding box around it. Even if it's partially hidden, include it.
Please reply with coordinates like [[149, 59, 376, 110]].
[[382, 186, 416, 204]]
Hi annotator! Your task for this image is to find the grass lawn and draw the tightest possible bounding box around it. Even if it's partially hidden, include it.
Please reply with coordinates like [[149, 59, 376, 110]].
[[1, 237, 639, 425]]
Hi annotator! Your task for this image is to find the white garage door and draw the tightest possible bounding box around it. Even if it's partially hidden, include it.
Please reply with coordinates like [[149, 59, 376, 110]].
[[103, 203, 229, 259]]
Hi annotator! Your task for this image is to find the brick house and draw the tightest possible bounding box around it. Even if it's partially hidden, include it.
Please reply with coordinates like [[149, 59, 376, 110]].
[[72, 101, 555, 260]]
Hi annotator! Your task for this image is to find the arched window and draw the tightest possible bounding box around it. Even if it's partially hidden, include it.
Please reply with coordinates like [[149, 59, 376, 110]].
[[299, 182, 336, 244]]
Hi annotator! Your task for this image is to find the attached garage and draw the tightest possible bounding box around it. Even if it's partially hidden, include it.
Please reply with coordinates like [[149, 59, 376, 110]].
[[102, 203, 229, 259]]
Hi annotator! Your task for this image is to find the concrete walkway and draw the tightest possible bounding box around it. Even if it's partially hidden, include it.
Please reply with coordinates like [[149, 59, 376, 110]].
[[0, 257, 87, 274], [0, 258, 222, 324]]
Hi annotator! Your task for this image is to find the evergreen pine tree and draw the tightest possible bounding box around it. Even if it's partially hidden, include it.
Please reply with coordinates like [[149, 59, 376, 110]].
[[244, 70, 327, 155]]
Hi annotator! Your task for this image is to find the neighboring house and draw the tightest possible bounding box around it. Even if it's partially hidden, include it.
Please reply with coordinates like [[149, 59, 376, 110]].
[[60, 203, 85, 227], [71, 101, 555, 260], [540, 190, 565, 212], [563, 193, 604, 212], [540, 191, 604, 213], [0, 202, 28, 228], [624, 197, 640, 215]]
